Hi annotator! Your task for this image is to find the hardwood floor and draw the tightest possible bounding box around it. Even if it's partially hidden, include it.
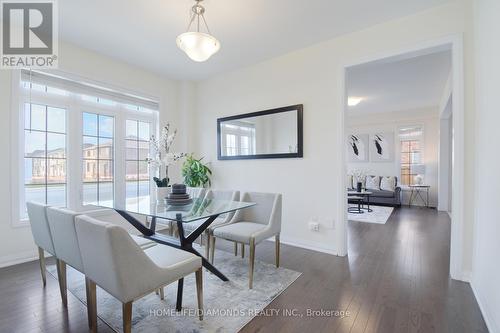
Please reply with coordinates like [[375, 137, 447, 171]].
[[238, 207, 487, 333], [0, 207, 488, 332]]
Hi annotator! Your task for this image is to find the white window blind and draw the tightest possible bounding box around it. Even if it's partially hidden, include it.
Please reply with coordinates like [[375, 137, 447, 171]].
[[20, 69, 159, 111]]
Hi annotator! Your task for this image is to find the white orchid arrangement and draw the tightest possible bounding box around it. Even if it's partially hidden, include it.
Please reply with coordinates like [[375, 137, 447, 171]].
[[146, 124, 187, 187], [351, 169, 366, 180]]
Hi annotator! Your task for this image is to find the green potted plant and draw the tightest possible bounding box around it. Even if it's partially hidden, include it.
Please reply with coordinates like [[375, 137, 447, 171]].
[[182, 155, 212, 188]]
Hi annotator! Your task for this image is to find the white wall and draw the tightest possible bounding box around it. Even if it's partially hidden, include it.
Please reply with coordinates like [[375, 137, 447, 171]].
[[192, 1, 475, 257], [0, 42, 183, 267], [438, 99, 453, 212], [472, 0, 500, 332], [347, 108, 440, 207]]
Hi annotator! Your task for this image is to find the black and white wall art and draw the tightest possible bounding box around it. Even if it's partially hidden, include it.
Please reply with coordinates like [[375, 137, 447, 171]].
[[369, 132, 394, 162], [347, 134, 369, 162]]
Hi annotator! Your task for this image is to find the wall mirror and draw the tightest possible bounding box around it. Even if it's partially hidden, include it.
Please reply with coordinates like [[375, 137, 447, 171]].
[[217, 104, 303, 160]]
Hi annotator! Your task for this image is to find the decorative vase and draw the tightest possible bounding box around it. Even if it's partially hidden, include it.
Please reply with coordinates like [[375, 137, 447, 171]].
[[356, 182, 363, 193], [156, 187, 170, 206]]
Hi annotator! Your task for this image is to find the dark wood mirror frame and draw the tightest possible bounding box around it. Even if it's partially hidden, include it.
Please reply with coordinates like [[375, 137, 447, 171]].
[[217, 104, 303, 160]]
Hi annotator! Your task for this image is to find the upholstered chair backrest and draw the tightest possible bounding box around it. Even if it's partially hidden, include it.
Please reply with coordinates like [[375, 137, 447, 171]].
[[46, 207, 84, 272], [205, 189, 239, 202], [75, 215, 158, 303], [206, 189, 240, 222], [187, 187, 207, 200], [26, 202, 55, 255], [238, 192, 282, 227]]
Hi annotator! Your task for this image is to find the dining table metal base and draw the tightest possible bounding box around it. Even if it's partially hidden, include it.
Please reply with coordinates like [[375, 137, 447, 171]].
[[114, 209, 229, 311]]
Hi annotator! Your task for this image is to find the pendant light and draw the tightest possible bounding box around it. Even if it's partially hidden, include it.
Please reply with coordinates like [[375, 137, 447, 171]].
[[176, 0, 220, 62]]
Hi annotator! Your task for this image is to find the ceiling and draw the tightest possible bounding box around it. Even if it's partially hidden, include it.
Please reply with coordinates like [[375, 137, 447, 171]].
[[59, 0, 451, 81], [346, 49, 452, 115]]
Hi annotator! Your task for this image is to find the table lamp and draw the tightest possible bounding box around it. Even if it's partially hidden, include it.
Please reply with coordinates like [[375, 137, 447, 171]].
[[412, 164, 426, 185]]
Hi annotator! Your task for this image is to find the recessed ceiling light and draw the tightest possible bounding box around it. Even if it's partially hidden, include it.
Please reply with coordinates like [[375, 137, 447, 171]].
[[348, 97, 363, 106]]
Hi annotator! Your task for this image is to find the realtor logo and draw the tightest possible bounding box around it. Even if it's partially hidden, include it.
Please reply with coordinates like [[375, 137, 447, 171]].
[[1, 0, 58, 68]]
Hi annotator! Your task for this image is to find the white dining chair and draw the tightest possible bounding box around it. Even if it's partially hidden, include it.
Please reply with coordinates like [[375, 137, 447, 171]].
[[211, 192, 282, 288], [186, 187, 207, 200], [45, 207, 163, 330], [183, 189, 240, 259], [75, 215, 204, 333], [26, 202, 56, 288]]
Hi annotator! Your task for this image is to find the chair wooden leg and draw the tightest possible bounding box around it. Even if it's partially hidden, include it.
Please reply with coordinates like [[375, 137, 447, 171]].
[[234, 241, 238, 256], [38, 247, 46, 287], [122, 301, 133, 333], [249, 238, 255, 289], [241, 243, 245, 258], [275, 233, 280, 268], [205, 232, 210, 259], [210, 237, 216, 264], [155, 289, 159, 295], [85, 277, 97, 332], [169, 221, 174, 236], [56, 259, 67, 307], [159, 287, 164, 300], [195, 268, 204, 321]]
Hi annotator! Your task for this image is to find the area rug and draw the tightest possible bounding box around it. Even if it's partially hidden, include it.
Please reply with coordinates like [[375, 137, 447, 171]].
[[348, 205, 394, 224], [47, 246, 301, 333]]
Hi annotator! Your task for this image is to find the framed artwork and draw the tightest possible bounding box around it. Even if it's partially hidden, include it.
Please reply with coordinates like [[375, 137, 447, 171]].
[[370, 132, 394, 162], [347, 134, 369, 162]]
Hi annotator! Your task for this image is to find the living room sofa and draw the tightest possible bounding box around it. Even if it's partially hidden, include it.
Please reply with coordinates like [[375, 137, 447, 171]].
[[348, 175, 402, 207]]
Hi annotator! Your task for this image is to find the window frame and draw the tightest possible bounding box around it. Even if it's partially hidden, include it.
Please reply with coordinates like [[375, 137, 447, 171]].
[[124, 118, 152, 211], [10, 71, 159, 227], [23, 102, 68, 218], [397, 124, 425, 188]]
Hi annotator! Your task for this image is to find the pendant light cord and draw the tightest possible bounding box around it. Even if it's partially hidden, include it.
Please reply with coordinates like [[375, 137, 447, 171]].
[[185, 0, 212, 34]]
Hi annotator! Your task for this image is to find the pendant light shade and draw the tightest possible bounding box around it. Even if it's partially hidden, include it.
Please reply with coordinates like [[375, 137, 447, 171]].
[[177, 0, 220, 62], [176, 32, 220, 62]]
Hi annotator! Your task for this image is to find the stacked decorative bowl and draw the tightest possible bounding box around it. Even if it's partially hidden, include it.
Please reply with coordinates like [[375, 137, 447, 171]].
[[165, 184, 193, 206]]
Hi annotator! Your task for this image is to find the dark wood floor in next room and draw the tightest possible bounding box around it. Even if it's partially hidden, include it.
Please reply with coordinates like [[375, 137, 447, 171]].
[[0, 207, 488, 333]]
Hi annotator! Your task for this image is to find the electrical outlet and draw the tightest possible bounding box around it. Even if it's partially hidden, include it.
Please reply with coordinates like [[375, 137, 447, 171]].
[[309, 221, 320, 232]]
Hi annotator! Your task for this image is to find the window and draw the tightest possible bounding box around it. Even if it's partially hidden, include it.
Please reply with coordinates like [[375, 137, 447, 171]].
[[82, 112, 115, 205], [22, 103, 67, 218], [14, 69, 159, 224], [399, 126, 423, 186], [221, 122, 256, 156], [225, 134, 237, 156], [125, 119, 150, 210]]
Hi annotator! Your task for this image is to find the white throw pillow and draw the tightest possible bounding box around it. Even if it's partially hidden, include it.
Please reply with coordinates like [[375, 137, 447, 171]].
[[347, 175, 353, 189], [380, 176, 396, 191], [365, 176, 380, 190]]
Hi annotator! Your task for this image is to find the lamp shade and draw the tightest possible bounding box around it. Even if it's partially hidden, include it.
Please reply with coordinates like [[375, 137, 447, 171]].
[[176, 32, 220, 62]]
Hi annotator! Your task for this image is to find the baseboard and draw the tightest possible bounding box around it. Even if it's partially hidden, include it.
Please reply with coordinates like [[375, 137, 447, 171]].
[[0, 249, 39, 268], [267, 235, 338, 256], [471, 279, 500, 333], [458, 270, 472, 282]]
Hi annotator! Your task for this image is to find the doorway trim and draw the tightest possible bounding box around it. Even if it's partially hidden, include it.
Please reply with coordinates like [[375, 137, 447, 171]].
[[335, 34, 466, 281]]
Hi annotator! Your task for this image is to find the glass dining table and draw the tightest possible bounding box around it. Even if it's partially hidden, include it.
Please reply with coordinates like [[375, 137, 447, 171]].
[[86, 196, 255, 311], [87, 196, 255, 281]]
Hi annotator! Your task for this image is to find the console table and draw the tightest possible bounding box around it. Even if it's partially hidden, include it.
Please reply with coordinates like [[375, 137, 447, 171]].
[[408, 185, 430, 207]]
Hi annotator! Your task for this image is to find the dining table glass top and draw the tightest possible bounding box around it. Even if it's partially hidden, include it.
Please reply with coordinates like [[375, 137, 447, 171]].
[[86, 196, 255, 223]]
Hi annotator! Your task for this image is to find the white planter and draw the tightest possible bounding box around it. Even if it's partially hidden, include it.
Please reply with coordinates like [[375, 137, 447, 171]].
[[156, 187, 170, 206]]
